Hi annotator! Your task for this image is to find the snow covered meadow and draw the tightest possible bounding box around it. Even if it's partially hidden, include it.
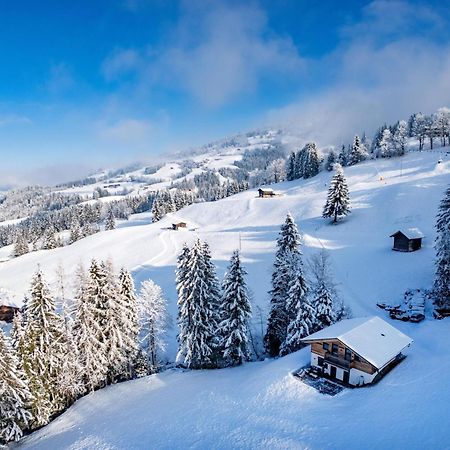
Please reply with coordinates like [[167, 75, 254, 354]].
[[3, 148, 450, 449]]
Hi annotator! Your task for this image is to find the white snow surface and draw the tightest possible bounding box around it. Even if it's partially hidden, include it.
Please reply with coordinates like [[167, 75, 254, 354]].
[[303, 316, 413, 369], [3, 149, 450, 449]]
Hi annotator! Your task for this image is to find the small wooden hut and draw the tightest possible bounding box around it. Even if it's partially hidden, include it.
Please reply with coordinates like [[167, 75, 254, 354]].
[[0, 304, 19, 323], [390, 228, 424, 252], [172, 222, 187, 230], [258, 188, 276, 198]]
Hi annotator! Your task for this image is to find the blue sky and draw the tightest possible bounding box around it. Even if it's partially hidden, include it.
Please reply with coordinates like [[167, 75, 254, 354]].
[[0, 0, 449, 185]]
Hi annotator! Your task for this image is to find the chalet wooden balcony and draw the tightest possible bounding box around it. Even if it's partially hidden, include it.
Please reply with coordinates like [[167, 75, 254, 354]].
[[324, 352, 350, 369]]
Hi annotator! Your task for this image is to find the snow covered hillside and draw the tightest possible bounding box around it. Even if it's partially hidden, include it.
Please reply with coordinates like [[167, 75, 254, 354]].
[[5, 149, 450, 449]]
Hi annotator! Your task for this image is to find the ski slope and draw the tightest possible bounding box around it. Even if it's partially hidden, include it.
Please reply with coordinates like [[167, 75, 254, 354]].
[[4, 149, 450, 449]]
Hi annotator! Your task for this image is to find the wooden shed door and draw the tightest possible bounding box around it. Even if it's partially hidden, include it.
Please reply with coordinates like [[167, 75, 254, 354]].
[[343, 371, 350, 384]]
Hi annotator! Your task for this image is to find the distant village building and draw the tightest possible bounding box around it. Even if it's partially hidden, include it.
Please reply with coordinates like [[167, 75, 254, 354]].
[[301, 316, 412, 386], [172, 222, 187, 230], [390, 228, 424, 252], [0, 304, 19, 323], [258, 188, 276, 198]]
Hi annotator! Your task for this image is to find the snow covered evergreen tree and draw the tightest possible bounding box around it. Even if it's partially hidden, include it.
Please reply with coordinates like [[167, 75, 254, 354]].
[[118, 268, 140, 379], [322, 164, 350, 224], [138, 279, 169, 372], [0, 329, 32, 445], [280, 256, 312, 355], [69, 217, 82, 243], [41, 226, 58, 250], [72, 261, 109, 392], [219, 251, 252, 366], [379, 128, 394, 158], [393, 120, 408, 156], [264, 213, 301, 356], [348, 135, 368, 166], [325, 151, 337, 171], [433, 186, 450, 308], [105, 207, 116, 230], [299, 142, 321, 179], [12, 233, 29, 257], [176, 239, 220, 369], [21, 269, 65, 427], [286, 151, 297, 181]]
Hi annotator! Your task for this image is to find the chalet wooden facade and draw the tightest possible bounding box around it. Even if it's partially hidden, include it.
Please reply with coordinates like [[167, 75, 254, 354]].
[[0, 304, 19, 323], [302, 316, 412, 386], [172, 222, 187, 230], [258, 188, 276, 198], [390, 228, 424, 252]]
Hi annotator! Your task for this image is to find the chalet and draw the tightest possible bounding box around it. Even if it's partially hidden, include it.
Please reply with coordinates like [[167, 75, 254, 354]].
[[390, 228, 424, 252], [172, 222, 187, 230], [0, 304, 19, 323], [301, 316, 412, 386], [258, 188, 276, 198]]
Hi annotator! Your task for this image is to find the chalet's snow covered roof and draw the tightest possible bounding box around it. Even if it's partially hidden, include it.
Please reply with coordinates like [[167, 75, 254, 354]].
[[259, 188, 274, 192], [390, 228, 424, 239], [302, 316, 413, 370], [0, 288, 20, 308]]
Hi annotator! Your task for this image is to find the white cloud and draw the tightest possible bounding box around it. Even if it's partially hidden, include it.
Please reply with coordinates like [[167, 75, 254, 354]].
[[102, 2, 303, 108], [0, 114, 32, 127], [267, 1, 450, 147], [98, 118, 154, 144]]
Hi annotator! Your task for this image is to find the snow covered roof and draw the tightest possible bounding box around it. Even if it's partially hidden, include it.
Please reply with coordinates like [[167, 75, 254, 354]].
[[258, 188, 274, 192], [302, 316, 413, 370], [390, 228, 424, 239], [0, 288, 20, 308]]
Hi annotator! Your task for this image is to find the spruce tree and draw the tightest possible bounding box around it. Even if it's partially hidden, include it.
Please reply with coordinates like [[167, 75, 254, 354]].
[[264, 213, 302, 356], [118, 268, 140, 379], [286, 151, 297, 181], [348, 135, 368, 166], [281, 257, 312, 355], [434, 186, 450, 307], [219, 250, 252, 366], [12, 234, 29, 257], [302, 142, 321, 179], [176, 239, 220, 369], [325, 151, 336, 171], [22, 270, 65, 427], [0, 329, 32, 444], [73, 261, 109, 392], [312, 283, 335, 329], [323, 164, 350, 224], [105, 208, 116, 230]]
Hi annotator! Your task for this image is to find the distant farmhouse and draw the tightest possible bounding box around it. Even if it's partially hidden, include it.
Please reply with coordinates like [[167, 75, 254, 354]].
[[0, 304, 19, 323], [172, 222, 187, 230], [302, 316, 412, 386], [258, 188, 276, 198], [390, 228, 424, 252]]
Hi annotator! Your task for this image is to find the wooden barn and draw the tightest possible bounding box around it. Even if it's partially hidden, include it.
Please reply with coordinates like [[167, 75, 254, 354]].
[[172, 222, 187, 230], [0, 304, 20, 323], [258, 188, 276, 198], [301, 316, 412, 386], [390, 228, 424, 252]]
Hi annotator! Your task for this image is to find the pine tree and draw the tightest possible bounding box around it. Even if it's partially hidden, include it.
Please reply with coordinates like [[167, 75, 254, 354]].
[[348, 135, 368, 166], [151, 198, 164, 222], [0, 329, 32, 444], [118, 268, 140, 379], [176, 239, 220, 369], [301, 142, 321, 179], [22, 270, 65, 427], [73, 261, 109, 392], [434, 186, 450, 308], [264, 213, 302, 356], [219, 251, 252, 366], [41, 226, 58, 250], [69, 217, 82, 243], [286, 151, 297, 181], [323, 164, 350, 224], [12, 234, 29, 257], [281, 257, 312, 355], [379, 128, 394, 158], [138, 279, 168, 372], [393, 120, 408, 156], [312, 283, 335, 329], [325, 151, 337, 171], [338, 144, 348, 166], [105, 208, 116, 231]]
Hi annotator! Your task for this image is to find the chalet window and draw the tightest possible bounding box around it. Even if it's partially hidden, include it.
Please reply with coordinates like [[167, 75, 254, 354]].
[[332, 344, 339, 355], [345, 349, 352, 361], [354, 354, 361, 362], [322, 343, 329, 351], [317, 357, 324, 367]]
